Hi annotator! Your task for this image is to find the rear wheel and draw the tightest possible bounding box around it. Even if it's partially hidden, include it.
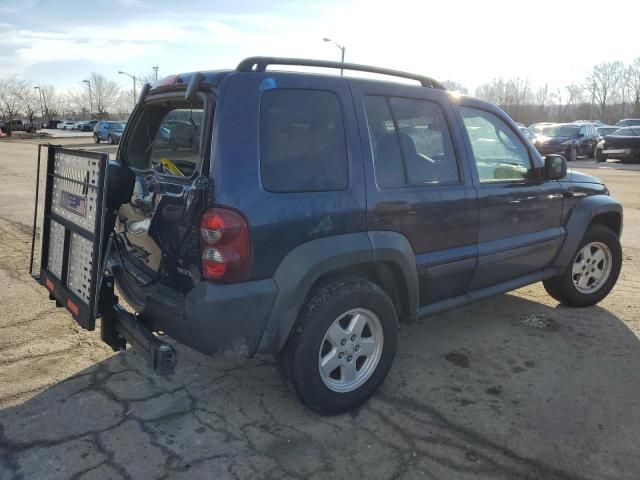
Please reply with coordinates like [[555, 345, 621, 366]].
[[277, 278, 398, 415], [595, 148, 607, 163], [108, 134, 115, 145], [543, 224, 621, 307], [94, 133, 100, 143]]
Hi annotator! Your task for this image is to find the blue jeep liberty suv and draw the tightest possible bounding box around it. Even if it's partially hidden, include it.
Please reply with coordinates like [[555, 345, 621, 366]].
[[107, 57, 623, 414]]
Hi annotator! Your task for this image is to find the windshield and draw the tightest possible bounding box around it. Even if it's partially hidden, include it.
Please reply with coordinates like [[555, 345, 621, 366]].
[[542, 125, 578, 137]]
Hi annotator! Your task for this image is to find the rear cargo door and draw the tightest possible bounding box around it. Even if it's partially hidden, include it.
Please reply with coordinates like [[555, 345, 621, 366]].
[[115, 91, 213, 300]]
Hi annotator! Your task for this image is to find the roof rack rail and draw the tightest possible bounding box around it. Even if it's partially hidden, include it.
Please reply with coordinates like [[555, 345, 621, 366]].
[[236, 56, 446, 90]]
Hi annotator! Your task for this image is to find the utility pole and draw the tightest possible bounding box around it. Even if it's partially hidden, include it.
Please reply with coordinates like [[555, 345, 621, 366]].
[[153, 66, 159, 81], [118, 71, 137, 110], [82, 80, 93, 118], [323, 37, 346, 75]]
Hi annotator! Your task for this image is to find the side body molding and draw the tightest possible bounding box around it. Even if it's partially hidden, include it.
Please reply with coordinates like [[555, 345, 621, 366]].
[[256, 231, 419, 354], [553, 194, 623, 269]]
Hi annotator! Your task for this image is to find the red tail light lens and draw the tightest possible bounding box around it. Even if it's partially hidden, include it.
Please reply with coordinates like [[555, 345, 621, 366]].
[[200, 208, 250, 282]]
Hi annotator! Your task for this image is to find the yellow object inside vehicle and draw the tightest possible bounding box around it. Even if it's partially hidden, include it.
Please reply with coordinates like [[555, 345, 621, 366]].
[[160, 157, 184, 176]]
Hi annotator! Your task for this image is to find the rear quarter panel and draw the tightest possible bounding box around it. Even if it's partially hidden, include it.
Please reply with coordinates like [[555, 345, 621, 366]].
[[211, 72, 367, 280]]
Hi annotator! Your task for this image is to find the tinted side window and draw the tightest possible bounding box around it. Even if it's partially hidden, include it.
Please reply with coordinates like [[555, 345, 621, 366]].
[[460, 107, 531, 183], [260, 89, 348, 193], [364, 95, 459, 187]]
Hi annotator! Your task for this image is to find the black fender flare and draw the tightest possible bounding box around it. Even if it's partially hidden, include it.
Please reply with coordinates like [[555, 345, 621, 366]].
[[553, 195, 623, 269], [256, 231, 418, 354]]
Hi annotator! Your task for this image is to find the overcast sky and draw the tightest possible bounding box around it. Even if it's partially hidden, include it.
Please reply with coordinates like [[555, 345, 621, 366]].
[[1, 0, 639, 93]]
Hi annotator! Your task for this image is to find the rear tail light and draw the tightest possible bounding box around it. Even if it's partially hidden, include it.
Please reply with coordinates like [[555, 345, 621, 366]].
[[200, 208, 250, 282]]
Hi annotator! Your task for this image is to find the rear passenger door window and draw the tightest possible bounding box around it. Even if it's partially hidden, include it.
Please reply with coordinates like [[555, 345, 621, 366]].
[[260, 89, 348, 193], [364, 96, 459, 188], [460, 107, 531, 183]]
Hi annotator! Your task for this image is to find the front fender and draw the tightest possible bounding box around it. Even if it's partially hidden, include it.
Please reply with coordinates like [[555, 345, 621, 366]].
[[553, 194, 622, 269]]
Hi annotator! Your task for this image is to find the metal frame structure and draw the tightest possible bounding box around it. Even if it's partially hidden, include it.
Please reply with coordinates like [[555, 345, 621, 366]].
[[30, 145, 109, 330], [236, 56, 446, 90]]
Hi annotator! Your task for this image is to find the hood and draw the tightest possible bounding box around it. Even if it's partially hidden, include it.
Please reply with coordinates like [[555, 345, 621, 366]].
[[560, 169, 603, 184]]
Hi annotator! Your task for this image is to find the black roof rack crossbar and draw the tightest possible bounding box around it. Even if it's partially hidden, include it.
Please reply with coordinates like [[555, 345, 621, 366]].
[[236, 56, 446, 90]]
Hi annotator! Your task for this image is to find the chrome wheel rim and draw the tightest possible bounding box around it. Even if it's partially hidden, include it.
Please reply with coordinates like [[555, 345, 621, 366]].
[[572, 241, 612, 294], [318, 308, 384, 393]]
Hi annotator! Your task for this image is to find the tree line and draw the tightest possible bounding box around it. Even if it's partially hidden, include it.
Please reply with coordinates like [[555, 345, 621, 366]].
[[2, 59, 640, 133], [444, 58, 640, 126], [0, 70, 157, 133]]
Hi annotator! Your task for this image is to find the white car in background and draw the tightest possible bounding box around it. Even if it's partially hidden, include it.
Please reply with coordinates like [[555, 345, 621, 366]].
[[57, 120, 76, 130]]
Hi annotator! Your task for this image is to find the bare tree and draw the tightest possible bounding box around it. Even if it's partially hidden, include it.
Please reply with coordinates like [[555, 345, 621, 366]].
[[536, 83, 552, 115], [0, 76, 29, 135], [442, 80, 468, 94], [21, 85, 41, 126], [89, 72, 121, 117], [587, 61, 624, 121], [40, 85, 58, 121], [627, 58, 640, 117]]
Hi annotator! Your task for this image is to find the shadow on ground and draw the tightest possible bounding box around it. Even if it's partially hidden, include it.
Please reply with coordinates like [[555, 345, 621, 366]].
[[1, 294, 639, 480]]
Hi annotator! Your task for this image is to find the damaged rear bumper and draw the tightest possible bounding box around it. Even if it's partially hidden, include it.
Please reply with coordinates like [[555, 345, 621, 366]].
[[112, 260, 278, 358]]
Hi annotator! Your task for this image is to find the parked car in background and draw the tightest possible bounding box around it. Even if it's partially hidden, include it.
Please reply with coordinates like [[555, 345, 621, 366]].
[[529, 122, 555, 135], [42, 120, 62, 129], [573, 120, 606, 126], [535, 123, 600, 161], [0, 119, 36, 133], [595, 126, 640, 163], [615, 119, 640, 127], [597, 126, 619, 137], [57, 120, 76, 130], [518, 125, 537, 142], [158, 119, 202, 151], [76, 120, 99, 132], [94, 121, 126, 144]]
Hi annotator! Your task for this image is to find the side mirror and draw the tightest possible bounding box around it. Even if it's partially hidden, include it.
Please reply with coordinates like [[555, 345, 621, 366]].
[[544, 154, 567, 180]]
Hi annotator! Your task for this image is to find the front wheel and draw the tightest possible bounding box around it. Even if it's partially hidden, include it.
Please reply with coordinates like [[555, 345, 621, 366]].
[[543, 224, 622, 307], [108, 135, 115, 145], [94, 133, 100, 143], [277, 278, 398, 415]]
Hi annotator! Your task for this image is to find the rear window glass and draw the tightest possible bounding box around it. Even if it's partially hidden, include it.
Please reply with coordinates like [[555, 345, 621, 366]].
[[125, 97, 206, 177], [260, 89, 348, 193]]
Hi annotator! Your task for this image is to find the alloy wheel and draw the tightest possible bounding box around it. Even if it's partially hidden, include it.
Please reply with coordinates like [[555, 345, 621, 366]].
[[318, 308, 384, 393]]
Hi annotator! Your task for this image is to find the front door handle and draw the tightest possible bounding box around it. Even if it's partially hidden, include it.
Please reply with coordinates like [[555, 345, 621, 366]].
[[374, 201, 411, 214]]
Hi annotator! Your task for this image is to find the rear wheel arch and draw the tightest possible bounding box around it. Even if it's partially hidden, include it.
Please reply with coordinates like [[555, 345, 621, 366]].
[[256, 232, 418, 354]]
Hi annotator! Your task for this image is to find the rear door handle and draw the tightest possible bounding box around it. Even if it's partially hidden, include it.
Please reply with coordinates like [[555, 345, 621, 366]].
[[374, 201, 411, 214]]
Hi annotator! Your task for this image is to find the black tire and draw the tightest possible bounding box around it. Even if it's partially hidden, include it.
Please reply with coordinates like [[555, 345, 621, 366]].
[[277, 278, 398, 415], [94, 133, 100, 144], [543, 224, 622, 307], [108, 135, 115, 145], [595, 148, 607, 163], [569, 145, 577, 162]]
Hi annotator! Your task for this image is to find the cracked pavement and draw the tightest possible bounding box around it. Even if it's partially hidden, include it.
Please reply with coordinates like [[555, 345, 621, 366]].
[[1, 138, 640, 479]]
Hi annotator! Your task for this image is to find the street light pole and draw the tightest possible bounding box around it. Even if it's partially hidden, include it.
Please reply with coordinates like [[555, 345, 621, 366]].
[[118, 71, 137, 110], [323, 37, 346, 75], [82, 80, 93, 118], [153, 66, 159, 81]]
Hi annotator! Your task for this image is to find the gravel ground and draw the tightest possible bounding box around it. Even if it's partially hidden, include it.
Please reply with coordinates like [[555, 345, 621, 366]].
[[0, 138, 639, 479]]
